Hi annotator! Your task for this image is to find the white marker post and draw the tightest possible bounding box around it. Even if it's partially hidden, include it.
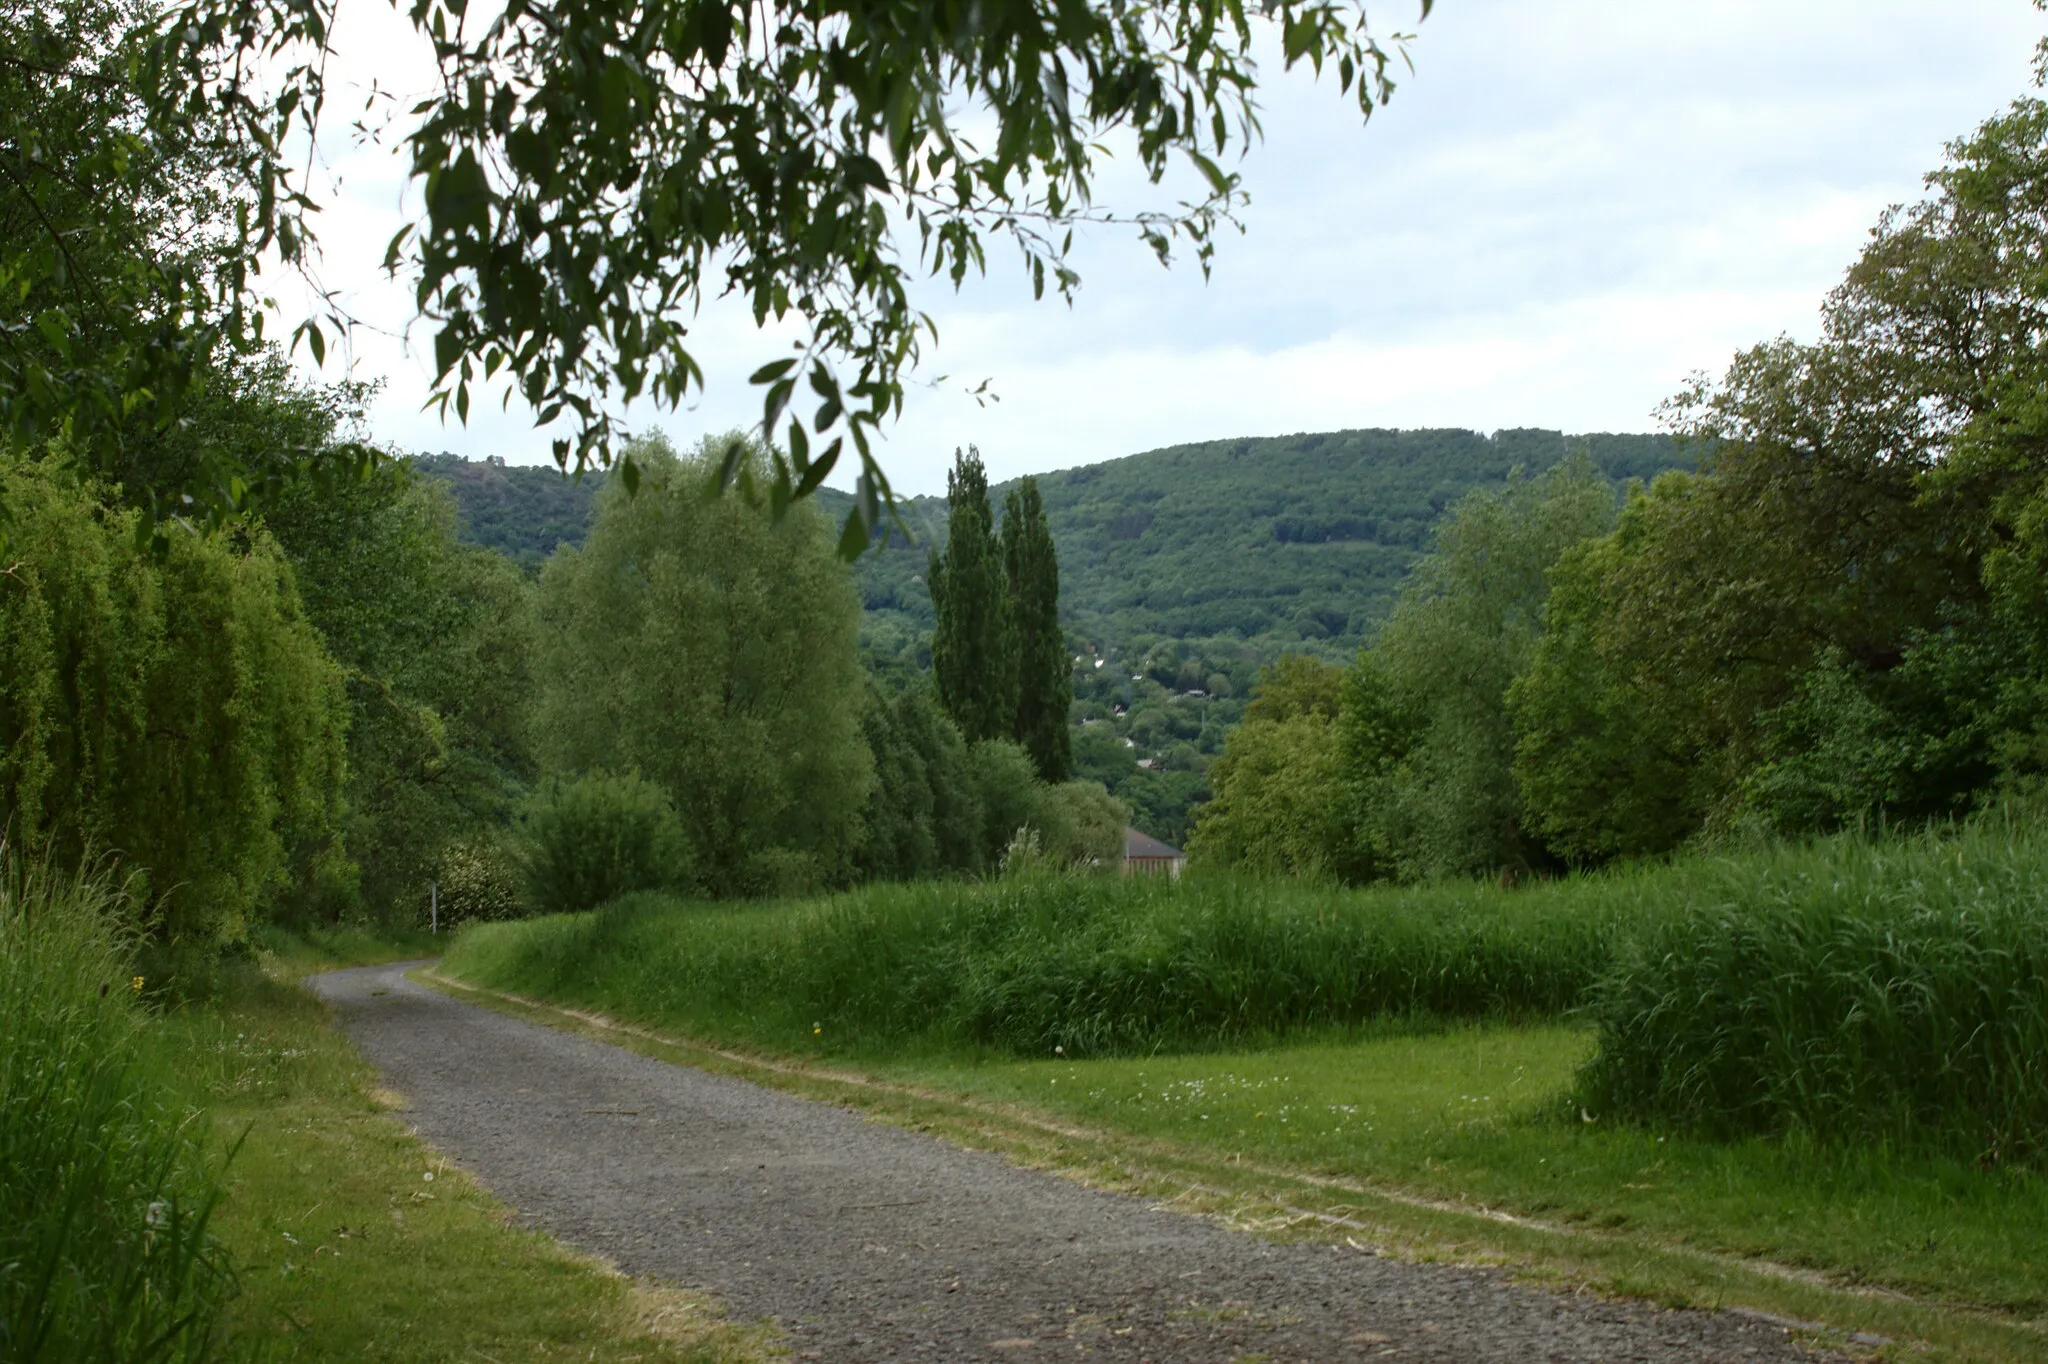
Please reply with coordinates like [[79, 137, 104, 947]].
[[430, 880, 438, 935]]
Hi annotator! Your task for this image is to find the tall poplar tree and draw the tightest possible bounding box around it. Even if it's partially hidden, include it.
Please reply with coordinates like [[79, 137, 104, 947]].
[[1004, 477, 1073, 782], [929, 447, 1018, 742]]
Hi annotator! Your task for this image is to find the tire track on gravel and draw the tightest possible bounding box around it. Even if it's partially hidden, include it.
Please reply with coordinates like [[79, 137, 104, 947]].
[[311, 962, 1836, 1362]]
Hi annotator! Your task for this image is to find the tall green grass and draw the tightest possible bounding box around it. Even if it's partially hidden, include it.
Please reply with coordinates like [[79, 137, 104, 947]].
[[0, 856, 235, 1362], [1579, 825, 2048, 1162], [451, 827, 2048, 1165], [446, 869, 1634, 1056]]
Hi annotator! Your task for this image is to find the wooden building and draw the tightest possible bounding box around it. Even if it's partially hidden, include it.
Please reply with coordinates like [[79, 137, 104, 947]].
[[1122, 827, 1186, 878]]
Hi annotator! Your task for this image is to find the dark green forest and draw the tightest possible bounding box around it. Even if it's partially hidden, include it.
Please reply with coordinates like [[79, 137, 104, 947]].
[[833, 427, 1684, 653], [414, 452, 603, 570], [421, 428, 1685, 841], [422, 427, 1683, 653]]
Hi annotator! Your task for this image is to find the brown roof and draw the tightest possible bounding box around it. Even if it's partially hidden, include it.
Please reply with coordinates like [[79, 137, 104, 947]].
[[1123, 827, 1184, 860]]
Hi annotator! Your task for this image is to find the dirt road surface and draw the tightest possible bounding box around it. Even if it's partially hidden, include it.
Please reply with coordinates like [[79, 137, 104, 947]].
[[312, 961, 1834, 1362]]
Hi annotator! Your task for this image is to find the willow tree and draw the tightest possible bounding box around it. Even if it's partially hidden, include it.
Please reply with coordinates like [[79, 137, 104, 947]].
[[0, 453, 348, 942], [531, 433, 871, 895]]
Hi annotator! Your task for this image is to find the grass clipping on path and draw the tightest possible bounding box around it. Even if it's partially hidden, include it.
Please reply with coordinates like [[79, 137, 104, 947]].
[[164, 942, 772, 1363]]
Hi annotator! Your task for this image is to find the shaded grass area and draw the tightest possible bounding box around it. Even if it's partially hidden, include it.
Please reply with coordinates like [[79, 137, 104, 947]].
[[155, 952, 772, 1361]]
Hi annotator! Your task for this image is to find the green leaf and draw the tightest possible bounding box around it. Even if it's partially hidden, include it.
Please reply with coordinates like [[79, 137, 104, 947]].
[[712, 436, 748, 492], [837, 504, 871, 561], [845, 153, 890, 193], [793, 437, 840, 499], [1187, 150, 1232, 197], [434, 325, 464, 380]]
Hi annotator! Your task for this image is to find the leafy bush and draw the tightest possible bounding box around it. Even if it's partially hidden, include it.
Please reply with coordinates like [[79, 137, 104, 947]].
[[435, 836, 525, 926], [0, 854, 235, 1360], [510, 772, 690, 915], [1578, 825, 2048, 1163], [1026, 779, 1128, 869], [855, 682, 988, 881]]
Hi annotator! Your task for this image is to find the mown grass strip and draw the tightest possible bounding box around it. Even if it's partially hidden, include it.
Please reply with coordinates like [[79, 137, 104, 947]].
[[421, 968, 2048, 1364], [162, 939, 776, 1362]]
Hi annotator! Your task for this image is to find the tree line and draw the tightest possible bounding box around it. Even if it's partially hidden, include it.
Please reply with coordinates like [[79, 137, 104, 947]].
[[423, 429, 1690, 846], [0, 396, 1125, 942], [1193, 96, 2048, 882]]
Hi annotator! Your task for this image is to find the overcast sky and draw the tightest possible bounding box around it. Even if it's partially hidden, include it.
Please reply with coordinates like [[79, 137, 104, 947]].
[[296, 0, 2045, 495]]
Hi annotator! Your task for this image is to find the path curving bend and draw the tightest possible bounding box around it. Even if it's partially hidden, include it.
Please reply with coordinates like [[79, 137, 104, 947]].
[[312, 962, 1831, 1362]]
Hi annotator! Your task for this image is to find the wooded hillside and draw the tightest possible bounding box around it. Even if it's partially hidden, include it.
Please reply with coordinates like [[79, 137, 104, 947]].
[[419, 428, 1684, 844], [422, 427, 1685, 656]]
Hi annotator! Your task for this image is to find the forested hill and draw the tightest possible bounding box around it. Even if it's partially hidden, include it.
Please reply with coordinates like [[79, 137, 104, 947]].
[[418, 427, 1686, 656], [819, 427, 1686, 660], [414, 452, 603, 569]]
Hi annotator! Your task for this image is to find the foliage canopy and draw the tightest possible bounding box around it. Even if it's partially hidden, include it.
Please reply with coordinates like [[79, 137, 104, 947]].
[[6, 0, 1432, 538], [0, 454, 347, 941], [531, 433, 873, 895]]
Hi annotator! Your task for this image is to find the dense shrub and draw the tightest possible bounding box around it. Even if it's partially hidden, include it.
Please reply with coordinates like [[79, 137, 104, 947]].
[[0, 855, 235, 1360], [0, 454, 348, 943], [855, 683, 986, 881], [1026, 779, 1128, 869], [434, 836, 525, 926], [510, 772, 690, 915], [1578, 826, 2048, 1164]]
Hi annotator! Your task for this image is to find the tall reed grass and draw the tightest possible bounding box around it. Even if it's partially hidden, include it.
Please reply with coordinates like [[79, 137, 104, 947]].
[[1578, 826, 2048, 1163], [446, 869, 1633, 1056], [0, 855, 235, 1362], [452, 826, 2048, 1164]]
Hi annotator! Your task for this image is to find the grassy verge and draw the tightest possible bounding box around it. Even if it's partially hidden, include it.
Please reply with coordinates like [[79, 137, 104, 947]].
[[421, 972, 2048, 1362], [136, 927, 775, 1362], [2, 860, 235, 1362], [885, 1030, 2048, 1312]]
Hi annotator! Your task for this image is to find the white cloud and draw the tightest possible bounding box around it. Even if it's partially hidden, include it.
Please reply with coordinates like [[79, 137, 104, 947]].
[[285, 0, 2044, 493]]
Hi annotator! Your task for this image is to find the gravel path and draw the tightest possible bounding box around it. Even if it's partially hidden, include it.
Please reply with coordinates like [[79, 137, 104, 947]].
[[311, 962, 1833, 1362]]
